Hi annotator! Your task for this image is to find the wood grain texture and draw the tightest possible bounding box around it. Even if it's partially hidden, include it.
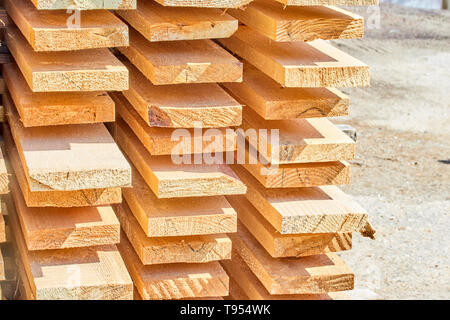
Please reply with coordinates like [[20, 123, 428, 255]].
[[120, 28, 242, 85], [118, 233, 229, 300], [242, 146, 351, 188], [222, 63, 349, 120], [30, 0, 137, 10], [3, 124, 122, 208], [115, 202, 231, 265], [5, 0, 128, 51], [223, 251, 350, 300], [5, 101, 131, 192], [229, 224, 354, 294], [3, 63, 115, 127], [241, 107, 355, 164], [0, 209, 5, 244], [117, 1, 237, 41], [227, 196, 352, 257], [153, 0, 252, 8], [113, 93, 237, 155], [123, 165, 237, 237], [229, 1, 364, 42], [9, 175, 120, 251], [0, 147, 8, 194], [218, 26, 369, 88], [233, 165, 368, 234], [5, 27, 128, 92], [114, 119, 246, 198], [123, 60, 242, 128], [275, 0, 378, 5], [0, 246, 4, 281], [6, 198, 133, 300]]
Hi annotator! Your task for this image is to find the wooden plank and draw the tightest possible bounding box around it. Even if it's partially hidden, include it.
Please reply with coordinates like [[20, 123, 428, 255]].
[[222, 63, 349, 120], [5, 100, 131, 192], [30, 0, 137, 10], [122, 60, 242, 128], [275, 0, 378, 5], [218, 26, 369, 88], [0, 147, 8, 194], [223, 251, 350, 299], [241, 107, 355, 164], [9, 175, 120, 251], [3, 63, 115, 127], [227, 196, 352, 257], [229, 1, 364, 42], [116, 202, 232, 265], [117, 1, 237, 41], [0, 246, 4, 281], [115, 119, 246, 198], [120, 28, 242, 85], [5, 27, 128, 92], [0, 211, 4, 243], [3, 123, 122, 208], [123, 165, 237, 237], [153, 0, 252, 8], [112, 93, 237, 155], [5, 198, 133, 300], [5, 0, 128, 51], [0, 7, 12, 28], [242, 145, 351, 188], [232, 165, 368, 234], [118, 232, 229, 300], [229, 224, 354, 294]]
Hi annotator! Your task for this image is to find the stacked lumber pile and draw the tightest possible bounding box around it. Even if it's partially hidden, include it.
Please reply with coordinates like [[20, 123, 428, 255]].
[[111, 0, 250, 300], [216, 0, 377, 300], [1, 146, 15, 300], [2, 0, 137, 300]]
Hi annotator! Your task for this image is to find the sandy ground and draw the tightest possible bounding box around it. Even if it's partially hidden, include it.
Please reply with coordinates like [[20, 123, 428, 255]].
[[331, 4, 449, 299]]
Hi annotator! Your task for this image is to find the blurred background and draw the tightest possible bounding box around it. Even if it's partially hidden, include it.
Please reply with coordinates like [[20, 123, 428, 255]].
[[331, 1, 449, 299]]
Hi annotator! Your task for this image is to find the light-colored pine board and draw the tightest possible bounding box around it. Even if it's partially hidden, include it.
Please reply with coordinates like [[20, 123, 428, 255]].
[[9, 175, 120, 251], [117, 1, 237, 41], [123, 60, 242, 128], [229, 224, 354, 295], [120, 28, 242, 85], [222, 63, 349, 120], [115, 119, 246, 198], [218, 26, 369, 88], [227, 196, 352, 257], [276, 0, 378, 5], [0, 147, 8, 194], [233, 165, 368, 234], [123, 165, 237, 237], [118, 233, 229, 300], [3, 64, 115, 127], [116, 202, 232, 265], [5, 0, 128, 51], [223, 251, 350, 300], [5, 101, 131, 192], [30, 0, 137, 10], [153, 0, 252, 8], [0, 247, 5, 281], [6, 199, 133, 300], [242, 146, 351, 188], [113, 93, 237, 155], [229, 1, 364, 42], [242, 107, 355, 164], [3, 124, 122, 208], [5, 27, 128, 92]]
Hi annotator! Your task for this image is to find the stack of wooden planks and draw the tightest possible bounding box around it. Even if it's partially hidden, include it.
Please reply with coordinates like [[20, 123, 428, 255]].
[[215, 0, 377, 300], [111, 0, 251, 300], [0, 145, 15, 300], [2, 0, 137, 300]]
